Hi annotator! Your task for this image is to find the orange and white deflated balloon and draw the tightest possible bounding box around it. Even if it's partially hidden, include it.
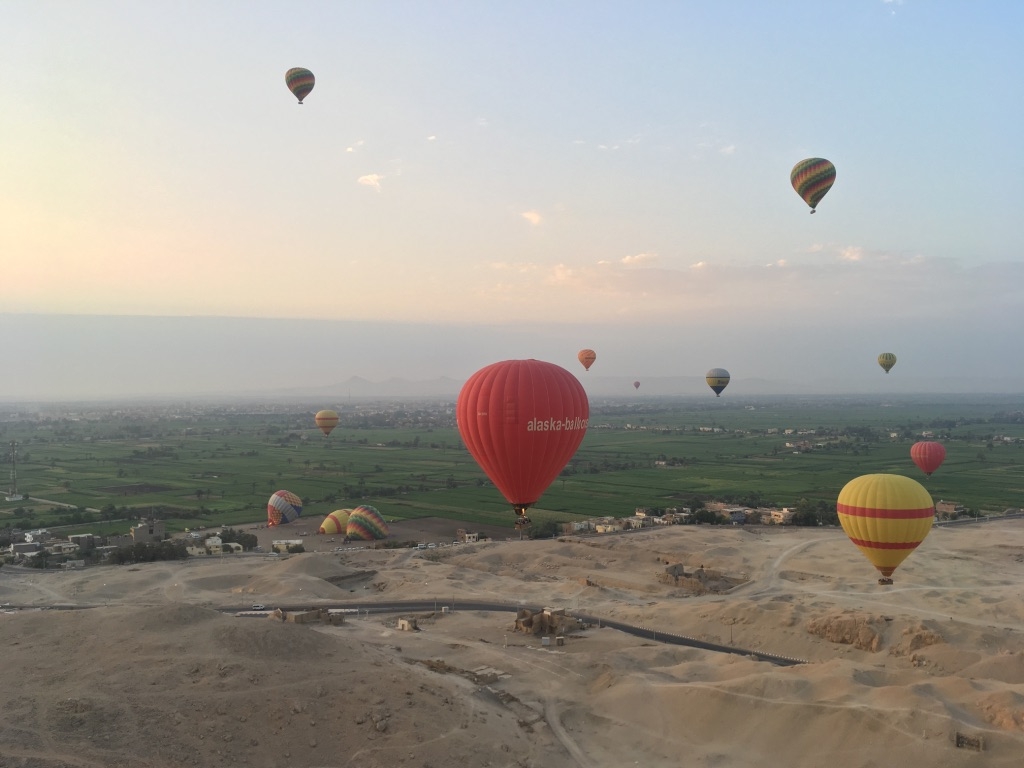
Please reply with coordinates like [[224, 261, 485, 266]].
[[836, 473, 934, 580]]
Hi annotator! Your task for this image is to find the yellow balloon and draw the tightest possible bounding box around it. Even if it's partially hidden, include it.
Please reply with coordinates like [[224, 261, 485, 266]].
[[877, 352, 897, 374], [837, 474, 933, 583], [315, 409, 339, 436], [319, 509, 351, 535]]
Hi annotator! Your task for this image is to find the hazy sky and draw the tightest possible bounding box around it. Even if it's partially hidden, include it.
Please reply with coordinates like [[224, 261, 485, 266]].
[[2, 2, 1022, 400]]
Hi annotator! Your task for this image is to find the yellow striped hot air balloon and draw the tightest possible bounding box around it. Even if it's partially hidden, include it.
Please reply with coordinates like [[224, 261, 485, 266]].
[[315, 409, 339, 437], [319, 509, 351, 536], [836, 473, 934, 585], [877, 352, 897, 374]]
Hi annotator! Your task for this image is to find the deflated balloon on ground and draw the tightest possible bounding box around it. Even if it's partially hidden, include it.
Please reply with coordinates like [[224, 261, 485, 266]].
[[267, 490, 302, 526]]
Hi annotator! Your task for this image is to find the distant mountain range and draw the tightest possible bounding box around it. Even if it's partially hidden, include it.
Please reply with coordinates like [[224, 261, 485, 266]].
[[252, 374, 1024, 402]]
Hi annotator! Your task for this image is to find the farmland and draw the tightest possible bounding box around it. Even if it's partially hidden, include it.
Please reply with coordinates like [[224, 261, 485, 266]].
[[2, 392, 1023, 536]]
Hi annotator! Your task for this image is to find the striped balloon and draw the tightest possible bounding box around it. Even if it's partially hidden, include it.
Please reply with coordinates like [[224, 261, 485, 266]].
[[315, 409, 339, 437], [285, 67, 315, 104], [267, 490, 302, 526], [346, 505, 389, 540], [319, 509, 351, 535], [705, 368, 731, 397], [790, 158, 836, 213], [877, 352, 897, 374], [837, 474, 934, 583]]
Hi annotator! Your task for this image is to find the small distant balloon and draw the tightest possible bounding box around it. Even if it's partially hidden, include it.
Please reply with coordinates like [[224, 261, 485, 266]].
[[314, 409, 339, 437], [633, 381, 641, 391], [578, 349, 597, 371], [790, 158, 836, 213], [285, 67, 315, 104], [705, 368, 731, 397], [911, 442, 946, 477], [878, 352, 897, 374]]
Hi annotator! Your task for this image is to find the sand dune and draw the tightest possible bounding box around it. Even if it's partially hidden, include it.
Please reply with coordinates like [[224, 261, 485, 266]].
[[2, 521, 1024, 767]]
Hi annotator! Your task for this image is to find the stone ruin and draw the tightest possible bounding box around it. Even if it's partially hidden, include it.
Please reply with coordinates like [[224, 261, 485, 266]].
[[514, 607, 583, 636]]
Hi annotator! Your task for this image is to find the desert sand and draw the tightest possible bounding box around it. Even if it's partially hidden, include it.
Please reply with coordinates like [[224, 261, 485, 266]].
[[2, 519, 1024, 768]]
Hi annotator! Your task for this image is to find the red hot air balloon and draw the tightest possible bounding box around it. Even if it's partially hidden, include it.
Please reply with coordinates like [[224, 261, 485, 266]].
[[457, 359, 589, 528], [910, 441, 946, 476], [577, 349, 597, 371]]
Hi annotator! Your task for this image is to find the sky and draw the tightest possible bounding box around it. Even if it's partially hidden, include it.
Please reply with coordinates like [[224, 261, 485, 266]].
[[2, 1, 1023, 400]]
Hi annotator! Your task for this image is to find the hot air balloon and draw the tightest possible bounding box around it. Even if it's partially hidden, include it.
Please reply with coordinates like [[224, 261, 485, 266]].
[[790, 158, 836, 213], [836, 474, 934, 584], [878, 352, 897, 374], [456, 359, 589, 528], [911, 442, 946, 477], [633, 381, 641, 390], [315, 409, 339, 437], [705, 368, 731, 397], [267, 490, 302, 526], [319, 509, 351, 536], [285, 67, 315, 104], [578, 349, 597, 372], [346, 505, 389, 540]]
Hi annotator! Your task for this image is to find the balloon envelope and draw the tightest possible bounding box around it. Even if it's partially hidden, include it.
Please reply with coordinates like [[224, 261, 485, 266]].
[[791, 158, 836, 212], [705, 368, 731, 397], [577, 349, 597, 371], [911, 442, 946, 476], [346, 505, 389, 540], [456, 359, 589, 524], [285, 67, 315, 103], [633, 381, 640, 390], [319, 509, 351, 535], [315, 409, 339, 437], [267, 490, 302, 526], [878, 352, 897, 374], [836, 474, 934, 582]]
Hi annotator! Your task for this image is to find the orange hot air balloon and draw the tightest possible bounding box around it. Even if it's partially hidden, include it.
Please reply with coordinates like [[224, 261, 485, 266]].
[[315, 409, 339, 437], [910, 441, 946, 476], [578, 349, 597, 371], [837, 474, 934, 585], [456, 359, 589, 527]]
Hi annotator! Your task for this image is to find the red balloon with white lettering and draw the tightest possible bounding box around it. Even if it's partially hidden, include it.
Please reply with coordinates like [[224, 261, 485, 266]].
[[910, 441, 946, 476], [457, 359, 589, 527]]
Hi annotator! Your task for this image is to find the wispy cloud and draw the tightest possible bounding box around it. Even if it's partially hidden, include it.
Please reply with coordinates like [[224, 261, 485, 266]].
[[357, 174, 384, 191], [719, 144, 736, 155], [840, 246, 864, 262], [621, 252, 657, 265], [521, 210, 542, 226], [346, 140, 365, 153]]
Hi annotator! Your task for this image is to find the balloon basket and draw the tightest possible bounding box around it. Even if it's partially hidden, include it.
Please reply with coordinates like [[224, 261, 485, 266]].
[[878, 578, 893, 586]]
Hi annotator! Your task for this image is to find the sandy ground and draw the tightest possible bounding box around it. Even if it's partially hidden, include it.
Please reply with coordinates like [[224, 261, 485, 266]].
[[2, 520, 1024, 767]]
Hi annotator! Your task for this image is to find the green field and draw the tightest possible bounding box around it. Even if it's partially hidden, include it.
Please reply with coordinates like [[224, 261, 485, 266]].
[[2, 394, 1023, 535]]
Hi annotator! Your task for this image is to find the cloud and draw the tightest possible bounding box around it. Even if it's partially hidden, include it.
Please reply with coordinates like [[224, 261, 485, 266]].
[[840, 246, 864, 262], [357, 174, 384, 191], [719, 144, 736, 155], [691, 261, 706, 269], [521, 210, 542, 226], [426, 135, 436, 141], [346, 140, 365, 153], [620, 252, 657, 265], [475, 117, 489, 128]]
